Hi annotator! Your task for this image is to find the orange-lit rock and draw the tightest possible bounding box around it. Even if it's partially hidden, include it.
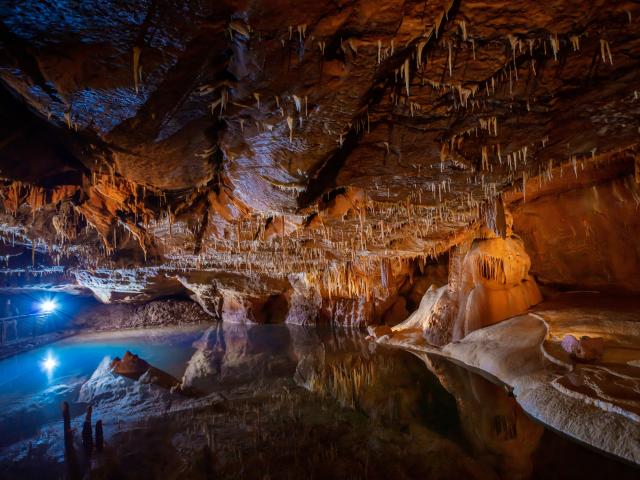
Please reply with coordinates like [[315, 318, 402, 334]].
[[393, 234, 542, 345], [453, 237, 542, 339], [513, 175, 640, 294]]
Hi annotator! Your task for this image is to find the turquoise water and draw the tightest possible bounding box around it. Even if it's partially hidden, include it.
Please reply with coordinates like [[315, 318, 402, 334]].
[[0, 326, 206, 448]]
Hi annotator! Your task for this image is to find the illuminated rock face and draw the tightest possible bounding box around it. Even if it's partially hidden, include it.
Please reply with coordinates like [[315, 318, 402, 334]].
[[394, 235, 542, 345], [0, 1, 638, 328], [513, 177, 640, 294], [453, 237, 542, 340]]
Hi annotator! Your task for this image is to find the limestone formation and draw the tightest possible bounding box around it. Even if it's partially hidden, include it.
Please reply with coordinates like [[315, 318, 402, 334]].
[[393, 232, 542, 345], [0, 0, 637, 330], [561, 334, 605, 362]]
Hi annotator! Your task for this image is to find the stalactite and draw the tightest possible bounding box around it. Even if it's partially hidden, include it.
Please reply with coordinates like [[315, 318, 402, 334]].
[[481, 146, 489, 171], [293, 95, 302, 113], [132, 47, 142, 94], [600, 39, 613, 65], [64, 108, 72, 129], [402, 58, 410, 96], [459, 20, 467, 41], [416, 40, 426, 69], [348, 39, 357, 56], [570, 35, 580, 52], [549, 34, 559, 61], [297, 24, 307, 41], [286, 116, 294, 143]]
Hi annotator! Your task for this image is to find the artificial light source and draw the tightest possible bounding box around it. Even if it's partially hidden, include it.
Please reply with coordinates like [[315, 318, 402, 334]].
[[39, 299, 57, 314]]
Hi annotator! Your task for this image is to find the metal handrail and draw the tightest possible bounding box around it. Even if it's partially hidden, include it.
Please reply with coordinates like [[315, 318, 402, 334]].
[[0, 313, 50, 321], [1, 312, 54, 345]]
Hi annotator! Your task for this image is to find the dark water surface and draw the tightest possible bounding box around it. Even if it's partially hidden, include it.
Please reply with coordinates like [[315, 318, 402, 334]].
[[0, 324, 637, 479]]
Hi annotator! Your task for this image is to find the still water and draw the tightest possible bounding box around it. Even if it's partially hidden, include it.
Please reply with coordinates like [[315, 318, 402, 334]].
[[0, 324, 636, 479]]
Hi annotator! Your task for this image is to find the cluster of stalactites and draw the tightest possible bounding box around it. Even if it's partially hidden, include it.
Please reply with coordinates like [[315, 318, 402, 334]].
[[475, 254, 507, 284]]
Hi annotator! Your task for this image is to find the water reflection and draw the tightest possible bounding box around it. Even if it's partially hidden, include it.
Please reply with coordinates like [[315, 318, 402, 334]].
[[173, 324, 580, 479], [0, 324, 637, 480], [420, 355, 544, 480], [40, 350, 60, 379]]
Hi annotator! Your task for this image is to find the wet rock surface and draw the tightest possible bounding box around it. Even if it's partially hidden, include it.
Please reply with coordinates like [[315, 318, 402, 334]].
[[377, 292, 640, 465]]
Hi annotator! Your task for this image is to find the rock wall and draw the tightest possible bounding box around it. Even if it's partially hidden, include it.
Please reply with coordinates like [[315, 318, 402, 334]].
[[220, 290, 289, 324], [73, 299, 212, 331], [513, 175, 640, 294]]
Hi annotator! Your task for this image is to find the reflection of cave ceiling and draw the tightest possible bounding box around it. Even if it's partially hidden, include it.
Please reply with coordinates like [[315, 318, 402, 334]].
[[0, 1, 639, 302]]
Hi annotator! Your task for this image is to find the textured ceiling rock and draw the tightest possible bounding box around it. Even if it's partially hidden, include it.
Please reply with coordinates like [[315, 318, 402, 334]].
[[0, 1, 639, 320]]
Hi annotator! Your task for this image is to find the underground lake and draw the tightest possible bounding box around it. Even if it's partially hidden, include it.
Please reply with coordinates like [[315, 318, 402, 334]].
[[0, 324, 637, 479]]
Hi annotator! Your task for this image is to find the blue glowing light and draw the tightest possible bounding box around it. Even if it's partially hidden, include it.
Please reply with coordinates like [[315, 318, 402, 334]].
[[40, 351, 59, 375], [39, 299, 57, 314]]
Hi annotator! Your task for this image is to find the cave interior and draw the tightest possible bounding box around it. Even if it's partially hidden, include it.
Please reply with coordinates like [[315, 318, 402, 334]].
[[0, 1, 639, 478]]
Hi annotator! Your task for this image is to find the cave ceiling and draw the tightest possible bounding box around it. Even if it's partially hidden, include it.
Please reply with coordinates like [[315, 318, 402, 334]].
[[0, 0, 639, 301]]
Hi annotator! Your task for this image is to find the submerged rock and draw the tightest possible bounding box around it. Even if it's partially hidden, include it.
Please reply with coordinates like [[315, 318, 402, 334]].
[[561, 335, 605, 362]]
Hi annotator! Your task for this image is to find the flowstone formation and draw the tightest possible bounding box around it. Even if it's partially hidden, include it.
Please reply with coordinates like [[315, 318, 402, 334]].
[[0, 1, 639, 330], [393, 227, 542, 346]]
